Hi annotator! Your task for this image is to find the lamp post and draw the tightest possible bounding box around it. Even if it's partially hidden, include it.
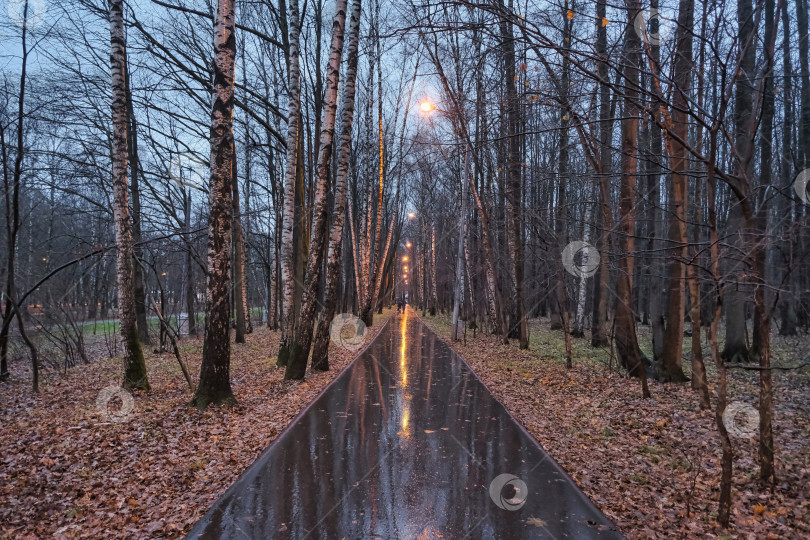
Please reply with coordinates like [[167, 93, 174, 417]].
[[419, 98, 468, 340]]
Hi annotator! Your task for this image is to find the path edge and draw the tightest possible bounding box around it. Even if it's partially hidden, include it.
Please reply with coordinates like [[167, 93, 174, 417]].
[[414, 311, 625, 537], [184, 315, 393, 539]]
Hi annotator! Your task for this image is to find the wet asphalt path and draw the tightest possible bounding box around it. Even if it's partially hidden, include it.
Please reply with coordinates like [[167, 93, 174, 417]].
[[185, 311, 624, 539]]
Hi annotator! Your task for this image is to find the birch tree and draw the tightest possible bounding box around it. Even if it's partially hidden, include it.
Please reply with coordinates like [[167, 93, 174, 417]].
[[190, 0, 237, 408], [277, 0, 303, 367], [109, 0, 149, 391], [285, 0, 349, 380], [310, 0, 363, 371]]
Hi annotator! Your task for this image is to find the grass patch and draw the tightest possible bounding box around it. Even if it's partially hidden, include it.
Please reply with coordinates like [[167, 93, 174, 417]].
[[629, 472, 649, 485]]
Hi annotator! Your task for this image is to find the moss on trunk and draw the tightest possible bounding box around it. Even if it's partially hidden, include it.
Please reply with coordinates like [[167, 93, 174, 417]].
[[122, 326, 150, 391], [277, 342, 289, 367], [283, 341, 306, 380], [189, 390, 237, 410]]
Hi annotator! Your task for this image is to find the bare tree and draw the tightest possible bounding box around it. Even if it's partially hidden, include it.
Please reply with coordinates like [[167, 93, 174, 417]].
[[278, 0, 303, 367], [285, 0, 349, 380], [190, 0, 237, 408], [310, 0, 363, 371], [614, 0, 650, 398], [110, 0, 149, 391]]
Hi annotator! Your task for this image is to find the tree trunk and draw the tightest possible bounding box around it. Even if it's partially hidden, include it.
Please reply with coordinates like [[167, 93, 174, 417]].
[[360, 9, 385, 328], [722, 0, 757, 363], [232, 155, 248, 344], [721, 217, 749, 363], [779, 0, 798, 336], [429, 223, 438, 315], [754, 0, 778, 483], [798, 0, 810, 169], [310, 0, 361, 371], [688, 257, 710, 409], [646, 0, 666, 366], [125, 52, 150, 346], [285, 0, 349, 380], [499, 0, 528, 348], [373, 200, 398, 312], [591, 0, 612, 348], [614, 2, 649, 398], [707, 134, 732, 528], [184, 189, 197, 335], [659, 0, 693, 383], [110, 0, 149, 391], [278, 0, 303, 367], [0, 2, 33, 382], [190, 0, 237, 408], [425, 36, 505, 338], [452, 147, 468, 340], [574, 187, 594, 336]]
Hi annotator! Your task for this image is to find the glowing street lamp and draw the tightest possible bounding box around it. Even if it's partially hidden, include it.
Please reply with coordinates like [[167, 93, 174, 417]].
[[406, 242, 412, 248], [402, 256, 409, 262], [420, 99, 436, 113], [408, 212, 416, 219]]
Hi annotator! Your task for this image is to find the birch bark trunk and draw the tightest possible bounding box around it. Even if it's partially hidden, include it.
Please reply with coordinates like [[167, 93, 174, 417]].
[[574, 191, 593, 336], [452, 148, 468, 341], [277, 0, 302, 366], [429, 223, 438, 315], [110, 0, 149, 391], [372, 196, 398, 314], [310, 0, 362, 371], [427, 46, 504, 338], [191, 0, 237, 408], [360, 19, 385, 327], [285, 0, 349, 380]]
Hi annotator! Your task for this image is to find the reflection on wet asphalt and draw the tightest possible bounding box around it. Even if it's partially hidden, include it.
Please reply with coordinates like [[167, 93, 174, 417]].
[[186, 312, 624, 539]]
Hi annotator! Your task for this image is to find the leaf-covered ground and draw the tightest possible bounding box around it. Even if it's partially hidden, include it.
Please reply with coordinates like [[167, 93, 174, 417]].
[[0, 309, 393, 539], [420, 313, 810, 539]]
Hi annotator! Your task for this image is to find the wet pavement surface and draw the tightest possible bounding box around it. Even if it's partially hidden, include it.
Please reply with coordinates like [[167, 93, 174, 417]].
[[186, 312, 624, 539]]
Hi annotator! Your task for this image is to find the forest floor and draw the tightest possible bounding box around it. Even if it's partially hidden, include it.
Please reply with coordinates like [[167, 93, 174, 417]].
[[0, 308, 394, 539], [419, 312, 810, 539]]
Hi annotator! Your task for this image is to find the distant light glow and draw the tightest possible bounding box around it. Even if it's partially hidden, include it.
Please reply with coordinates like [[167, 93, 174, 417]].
[[399, 313, 411, 439], [420, 100, 435, 113]]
